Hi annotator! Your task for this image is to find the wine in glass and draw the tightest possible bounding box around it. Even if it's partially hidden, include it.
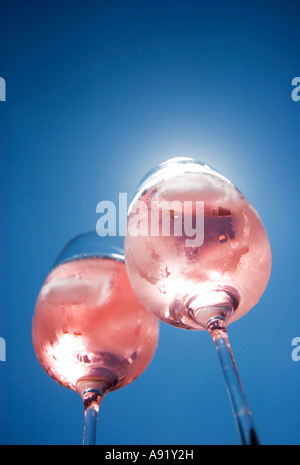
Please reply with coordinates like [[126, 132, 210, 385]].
[[32, 232, 159, 445], [124, 157, 272, 445]]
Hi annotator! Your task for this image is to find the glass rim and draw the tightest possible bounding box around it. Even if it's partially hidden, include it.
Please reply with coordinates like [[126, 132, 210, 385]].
[[52, 231, 124, 270], [128, 156, 233, 215]]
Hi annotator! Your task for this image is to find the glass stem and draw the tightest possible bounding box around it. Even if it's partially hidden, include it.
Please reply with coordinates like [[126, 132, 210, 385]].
[[82, 389, 103, 445], [207, 317, 259, 445]]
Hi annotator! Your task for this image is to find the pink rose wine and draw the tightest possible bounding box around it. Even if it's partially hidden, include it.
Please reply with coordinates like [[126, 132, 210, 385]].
[[125, 158, 271, 329], [32, 257, 159, 394], [124, 157, 272, 445]]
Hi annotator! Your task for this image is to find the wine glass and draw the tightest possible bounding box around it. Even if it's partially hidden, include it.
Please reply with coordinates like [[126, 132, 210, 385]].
[[124, 157, 272, 445], [32, 232, 159, 445]]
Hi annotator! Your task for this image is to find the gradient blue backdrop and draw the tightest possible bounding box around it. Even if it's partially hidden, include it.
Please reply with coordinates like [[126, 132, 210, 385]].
[[0, 0, 299, 445]]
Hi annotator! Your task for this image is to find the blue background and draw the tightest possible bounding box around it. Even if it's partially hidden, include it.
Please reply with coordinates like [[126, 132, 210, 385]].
[[1, 0, 299, 445]]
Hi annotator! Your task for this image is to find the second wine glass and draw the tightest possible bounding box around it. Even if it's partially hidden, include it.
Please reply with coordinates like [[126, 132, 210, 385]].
[[32, 232, 159, 445], [124, 157, 272, 445]]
